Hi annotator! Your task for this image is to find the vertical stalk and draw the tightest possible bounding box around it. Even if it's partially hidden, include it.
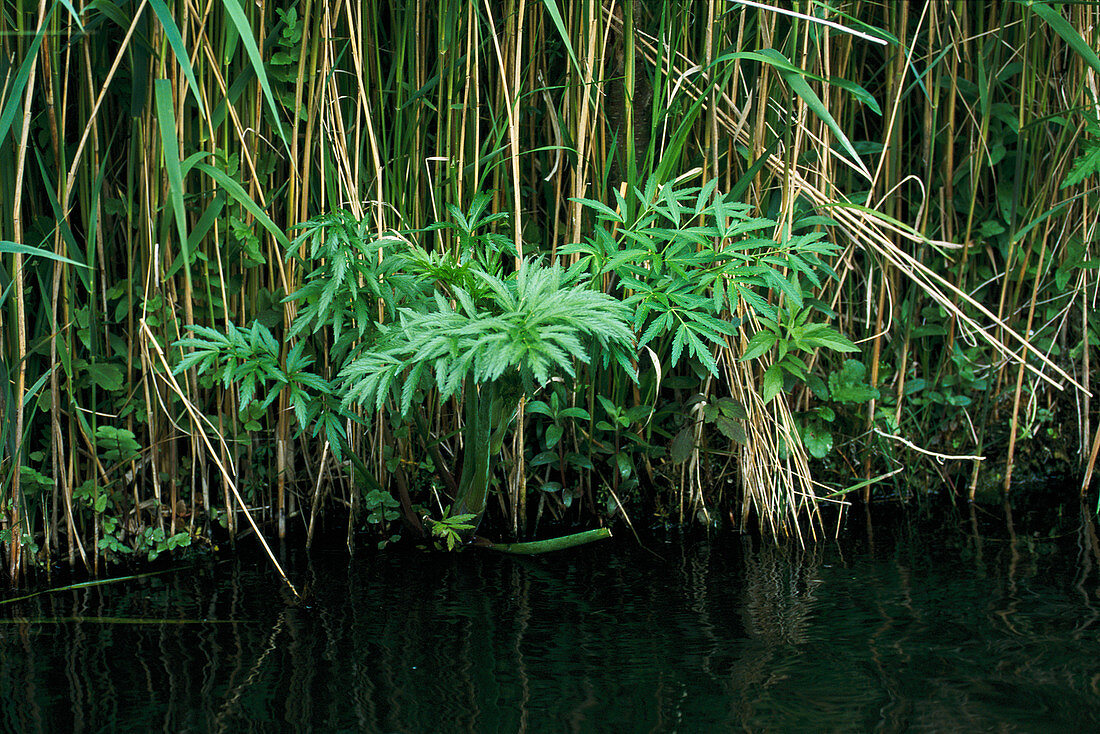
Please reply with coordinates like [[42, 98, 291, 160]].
[[7, 0, 49, 580]]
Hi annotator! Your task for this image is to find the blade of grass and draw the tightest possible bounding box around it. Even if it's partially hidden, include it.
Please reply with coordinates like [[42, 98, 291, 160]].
[[219, 0, 290, 153], [148, 0, 204, 105], [154, 78, 192, 294]]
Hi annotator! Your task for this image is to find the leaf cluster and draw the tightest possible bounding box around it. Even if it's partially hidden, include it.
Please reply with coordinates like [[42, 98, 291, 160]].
[[564, 176, 842, 377], [339, 261, 636, 416], [173, 321, 344, 453], [426, 512, 479, 551], [742, 306, 858, 403], [285, 211, 420, 358]]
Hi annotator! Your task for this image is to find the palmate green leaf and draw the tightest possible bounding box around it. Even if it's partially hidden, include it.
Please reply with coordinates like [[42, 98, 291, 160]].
[[570, 196, 622, 223], [670, 324, 687, 368], [665, 287, 712, 313], [783, 252, 824, 289], [289, 386, 310, 429], [321, 412, 348, 463], [173, 349, 218, 376], [338, 259, 634, 415], [400, 361, 427, 416], [735, 286, 778, 322], [637, 312, 671, 349], [686, 309, 739, 337], [603, 247, 650, 274], [238, 372, 258, 411], [684, 326, 720, 376], [1062, 135, 1100, 189], [694, 176, 720, 216], [763, 269, 803, 310]]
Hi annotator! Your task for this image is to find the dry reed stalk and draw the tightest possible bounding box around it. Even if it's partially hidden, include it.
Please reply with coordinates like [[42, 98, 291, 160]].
[[4, 0, 1097, 576], [139, 318, 299, 597], [6, 0, 49, 581], [622, 2, 1091, 509]]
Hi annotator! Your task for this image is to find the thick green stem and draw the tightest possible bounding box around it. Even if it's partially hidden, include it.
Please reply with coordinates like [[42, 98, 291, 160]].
[[450, 377, 520, 541], [450, 377, 494, 533], [475, 528, 612, 554]]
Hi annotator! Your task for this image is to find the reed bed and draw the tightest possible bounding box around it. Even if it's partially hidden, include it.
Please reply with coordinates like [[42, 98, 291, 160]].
[[1, 0, 1097, 582]]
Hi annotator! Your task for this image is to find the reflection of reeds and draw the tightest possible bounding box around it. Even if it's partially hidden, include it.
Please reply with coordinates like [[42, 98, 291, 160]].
[[740, 539, 823, 647], [2, 1, 1097, 577]]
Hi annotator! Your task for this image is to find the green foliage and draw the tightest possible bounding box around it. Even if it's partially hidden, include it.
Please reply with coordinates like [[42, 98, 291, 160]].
[[132, 527, 193, 562], [528, 392, 590, 450], [566, 176, 846, 385], [177, 199, 637, 546], [363, 489, 402, 549], [702, 396, 749, 445], [422, 191, 515, 270], [74, 480, 111, 515], [1062, 114, 1100, 189], [339, 261, 636, 417], [175, 321, 335, 435], [744, 306, 858, 404], [285, 211, 416, 352], [267, 7, 307, 120], [94, 426, 141, 466], [18, 465, 54, 498], [425, 512, 478, 551], [828, 360, 881, 404], [796, 360, 881, 460], [669, 394, 748, 465]]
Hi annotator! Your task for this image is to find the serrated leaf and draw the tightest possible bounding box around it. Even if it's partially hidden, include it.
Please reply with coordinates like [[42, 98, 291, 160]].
[[828, 359, 881, 403], [800, 325, 859, 353], [85, 362, 124, 392], [717, 397, 747, 420], [831, 384, 880, 403], [1061, 138, 1100, 189], [715, 415, 747, 445], [670, 427, 694, 464], [741, 331, 777, 360], [761, 363, 784, 403]]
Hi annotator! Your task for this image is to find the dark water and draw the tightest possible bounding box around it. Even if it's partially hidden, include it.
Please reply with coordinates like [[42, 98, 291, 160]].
[[2, 504, 1100, 733]]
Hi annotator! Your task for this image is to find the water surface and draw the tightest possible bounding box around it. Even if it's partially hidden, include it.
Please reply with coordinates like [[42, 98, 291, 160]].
[[2, 504, 1099, 732]]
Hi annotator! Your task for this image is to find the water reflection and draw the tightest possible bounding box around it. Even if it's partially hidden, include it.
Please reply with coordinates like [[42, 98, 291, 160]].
[[2, 508, 1099, 732]]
